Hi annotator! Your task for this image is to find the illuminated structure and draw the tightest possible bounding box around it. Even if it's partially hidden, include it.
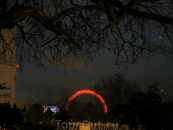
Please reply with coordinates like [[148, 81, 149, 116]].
[[0, 27, 19, 105], [65, 90, 107, 113], [43, 105, 59, 114]]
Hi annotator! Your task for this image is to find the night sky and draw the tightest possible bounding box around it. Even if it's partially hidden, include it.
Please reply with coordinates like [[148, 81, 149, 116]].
[[15, 51, 173, 106]]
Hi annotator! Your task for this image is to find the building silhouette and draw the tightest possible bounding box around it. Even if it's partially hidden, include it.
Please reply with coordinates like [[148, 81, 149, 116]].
[[0, 27, 19, 105]]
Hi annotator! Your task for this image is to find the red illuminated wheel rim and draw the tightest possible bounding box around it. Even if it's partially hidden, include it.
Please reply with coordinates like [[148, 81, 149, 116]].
[[65, 90, 107, 113]]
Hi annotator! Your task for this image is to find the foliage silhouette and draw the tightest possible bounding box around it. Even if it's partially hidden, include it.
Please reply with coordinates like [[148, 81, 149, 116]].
[[0, 103, 23, 129], [110, 84, 173, 130]]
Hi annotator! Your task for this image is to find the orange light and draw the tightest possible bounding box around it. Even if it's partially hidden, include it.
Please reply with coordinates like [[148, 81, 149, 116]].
[[65, 89, 108, 113]]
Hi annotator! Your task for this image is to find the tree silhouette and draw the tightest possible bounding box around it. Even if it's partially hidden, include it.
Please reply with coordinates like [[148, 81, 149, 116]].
[[110, 84, 173, 130], [0, 0, 173, 66], [0, 103, 23, 129], [93, 73, 138, 110]]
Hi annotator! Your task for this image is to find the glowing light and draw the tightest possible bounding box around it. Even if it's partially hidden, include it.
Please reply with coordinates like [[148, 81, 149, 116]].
[[159, 36, 163, 39], [16, 64, 19, 68], [43, 105, 58, 114], [65, 90, 108, 114]]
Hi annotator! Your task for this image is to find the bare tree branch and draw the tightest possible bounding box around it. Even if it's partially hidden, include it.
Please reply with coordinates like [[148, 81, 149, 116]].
[[0, 0, 173, 67]]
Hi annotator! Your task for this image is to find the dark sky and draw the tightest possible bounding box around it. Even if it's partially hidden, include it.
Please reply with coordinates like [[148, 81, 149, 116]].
[[15, 51, 173, 106]]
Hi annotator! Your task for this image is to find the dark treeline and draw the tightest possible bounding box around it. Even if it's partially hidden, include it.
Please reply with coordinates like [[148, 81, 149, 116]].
[[1, 73, 173, 130], [109, 84, 173, 130], [56, 73, 173, 130], [0, 103, 23, 129], [93, 74, 173, 130], [0, 102, 56, 129]]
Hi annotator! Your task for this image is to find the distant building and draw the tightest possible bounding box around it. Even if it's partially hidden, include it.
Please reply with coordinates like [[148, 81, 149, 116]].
[[43, 104, 59, 114], [0, 27, 19, 105]]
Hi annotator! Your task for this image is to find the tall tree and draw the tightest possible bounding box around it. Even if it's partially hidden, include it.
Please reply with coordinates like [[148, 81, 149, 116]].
[[0, 0, 173, 66], [93, 73, 138, 111], [110, 84, 173, 130]]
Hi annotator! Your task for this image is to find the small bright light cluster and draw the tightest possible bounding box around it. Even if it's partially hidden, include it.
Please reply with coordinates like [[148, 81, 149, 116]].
[[65, 90, 107, 113], [43, 105, 58, 114]]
